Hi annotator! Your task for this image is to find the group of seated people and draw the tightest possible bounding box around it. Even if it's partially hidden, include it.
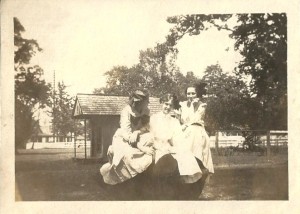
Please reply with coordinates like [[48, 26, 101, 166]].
[[100, 83, 214, 200]]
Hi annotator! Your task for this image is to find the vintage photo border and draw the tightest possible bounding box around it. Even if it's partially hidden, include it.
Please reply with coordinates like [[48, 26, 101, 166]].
[[1, 0, 300, 213]]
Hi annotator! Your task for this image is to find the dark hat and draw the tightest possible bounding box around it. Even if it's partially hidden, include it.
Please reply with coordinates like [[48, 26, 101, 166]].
[[132, 90, 148, 101]]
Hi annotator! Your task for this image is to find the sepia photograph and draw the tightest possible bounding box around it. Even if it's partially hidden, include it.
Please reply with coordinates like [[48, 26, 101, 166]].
[[1, 0, 300, 213]]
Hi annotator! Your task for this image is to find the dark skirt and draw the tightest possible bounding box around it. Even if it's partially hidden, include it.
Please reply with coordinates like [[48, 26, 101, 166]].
[[100, 154, 209, 200], [151, 154, 209, 200]]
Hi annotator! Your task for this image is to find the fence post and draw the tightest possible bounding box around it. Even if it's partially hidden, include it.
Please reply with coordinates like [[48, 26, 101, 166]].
[[215, 130, 219, 155], [74, 135, 77, 159], [84, 119, 87, 160], [267, 130, 271, 161]]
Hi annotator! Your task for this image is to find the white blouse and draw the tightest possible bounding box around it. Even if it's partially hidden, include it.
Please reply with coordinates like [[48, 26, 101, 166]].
[[149, 112, 183, 149], [180, 100, 207, 126]]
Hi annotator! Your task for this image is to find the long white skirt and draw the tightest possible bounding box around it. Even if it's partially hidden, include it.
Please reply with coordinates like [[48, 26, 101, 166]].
[[100, 130, 153, 185], [181, 125, 214, 174], [154, 148, 203, 184]]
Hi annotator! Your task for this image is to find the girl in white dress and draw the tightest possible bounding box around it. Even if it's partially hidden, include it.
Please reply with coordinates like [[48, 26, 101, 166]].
[[179, 83, 214, 174], [149, 94, 204, 184]]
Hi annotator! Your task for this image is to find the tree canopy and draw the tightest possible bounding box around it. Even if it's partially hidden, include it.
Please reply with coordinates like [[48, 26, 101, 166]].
[[94, 43, 200, 99], [166, 13, 287, 130], [201, 64, 262, 133], [14, 17, 51, 149], [14, 18, 42, 68], [94, 13, 287, 132], [51, 82, 73, 136], [50, 81, 84, 138]]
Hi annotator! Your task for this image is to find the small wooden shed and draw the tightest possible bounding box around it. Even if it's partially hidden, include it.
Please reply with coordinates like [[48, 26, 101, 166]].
[[72, 94, 161, 160]]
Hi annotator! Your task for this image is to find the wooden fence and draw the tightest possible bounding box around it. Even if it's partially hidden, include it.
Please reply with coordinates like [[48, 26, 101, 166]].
[[213, 130, 288, 159]]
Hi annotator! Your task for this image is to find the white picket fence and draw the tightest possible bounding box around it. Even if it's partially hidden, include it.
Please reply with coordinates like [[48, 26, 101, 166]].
[[209, 131, 288, 148], [26, 141, 91, 149], [209, 136, 245, 148]]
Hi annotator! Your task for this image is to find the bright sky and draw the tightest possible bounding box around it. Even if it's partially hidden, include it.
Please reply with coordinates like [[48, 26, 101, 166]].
[[12, 0, 242, 96]]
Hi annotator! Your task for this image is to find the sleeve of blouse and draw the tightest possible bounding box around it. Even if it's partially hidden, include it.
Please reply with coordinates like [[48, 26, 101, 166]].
[[119, 107, 132, 141], [190, 103, 206, 126], [149, 115, 159, 149], [178, 102, 185, 125], [171, 118, 187, 150], [149, 114, 158, 138]]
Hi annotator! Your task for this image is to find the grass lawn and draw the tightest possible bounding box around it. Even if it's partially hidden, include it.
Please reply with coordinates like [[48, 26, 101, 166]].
[[15, 148, 288, 201]]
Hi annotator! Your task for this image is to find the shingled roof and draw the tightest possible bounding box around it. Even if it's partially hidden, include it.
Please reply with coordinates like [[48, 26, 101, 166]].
[[73, 94, 161, 118]]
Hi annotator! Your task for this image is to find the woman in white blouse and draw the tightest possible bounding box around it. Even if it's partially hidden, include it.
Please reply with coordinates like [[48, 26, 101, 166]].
[[149, 94, 203, 184], [100, 89, 153, 185], [179, 82, 214, 174], [148, 93, 209, 199]]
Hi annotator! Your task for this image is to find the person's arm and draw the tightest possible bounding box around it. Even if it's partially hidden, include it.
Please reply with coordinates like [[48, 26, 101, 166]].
[[137, 144, 154, 155], [139, 115, 150, 134], [150, 134, 172, 152], [119, 106, 134, 142], [171, 118, 189, 153], [136, 133, 154, 155], [128, 130, 141, 146], [179, 101, 194, 129]]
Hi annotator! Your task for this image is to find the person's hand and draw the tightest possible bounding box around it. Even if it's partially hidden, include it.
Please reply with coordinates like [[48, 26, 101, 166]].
[[141, 146, 155, 155], [200, 103, 207, 108], [129, 130, 140, 145], [182, 124, 188, 131], [192, 98, 200, 104]]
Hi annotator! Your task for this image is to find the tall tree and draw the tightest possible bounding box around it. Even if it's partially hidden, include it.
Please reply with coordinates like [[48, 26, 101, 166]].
[[230, 14, 287, 130], [166, 13, 287, 130], [97, 65, 145, 96], [201, 64, 262, 133], [94, 43, 200, 98], [51, 82, 79, 138], [14, 18, 42, 69], [14, 17, 51, 150]]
